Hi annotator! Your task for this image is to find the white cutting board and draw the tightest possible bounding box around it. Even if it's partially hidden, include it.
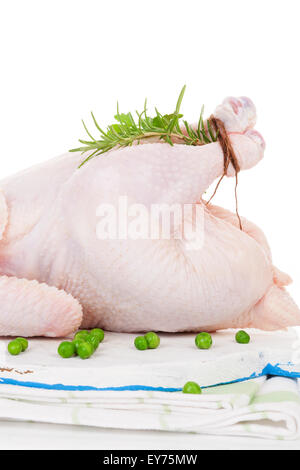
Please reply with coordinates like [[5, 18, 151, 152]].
[[0, 329, 299, 391]]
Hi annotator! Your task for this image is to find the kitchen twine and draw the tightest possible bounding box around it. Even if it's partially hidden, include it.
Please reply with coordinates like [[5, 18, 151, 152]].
[[206, 115, 242, 230]]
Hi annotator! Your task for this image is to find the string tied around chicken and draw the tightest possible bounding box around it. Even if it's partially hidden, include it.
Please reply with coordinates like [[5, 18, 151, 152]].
[[206, 115, 243, 231]]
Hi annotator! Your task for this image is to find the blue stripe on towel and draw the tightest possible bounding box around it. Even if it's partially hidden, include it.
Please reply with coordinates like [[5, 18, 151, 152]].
[[0, 378, 181, 392], [0, 362, 299, 392]]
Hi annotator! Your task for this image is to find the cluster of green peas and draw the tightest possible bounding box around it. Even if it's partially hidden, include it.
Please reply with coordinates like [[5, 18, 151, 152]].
[[134, 329, 250, 352], [7, 337, 28, 355], [7, 328, 250, 393], [134, 330, 251, 394], [134, 332, 160, 350], [58, 328, 105, 359]]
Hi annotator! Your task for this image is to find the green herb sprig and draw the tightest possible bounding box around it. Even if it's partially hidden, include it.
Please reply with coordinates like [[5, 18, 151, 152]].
[[70, 86, 218, 167]]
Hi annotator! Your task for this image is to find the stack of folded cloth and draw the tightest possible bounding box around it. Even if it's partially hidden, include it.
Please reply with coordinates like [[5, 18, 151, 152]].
[[0, 329, 299, 440]]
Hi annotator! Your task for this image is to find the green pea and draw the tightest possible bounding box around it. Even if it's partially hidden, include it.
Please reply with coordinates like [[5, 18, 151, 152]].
[[86, 334, 100, 351], [8, 340, 22, 356], [134, 336, 148, 350], [74, 330, 90, 341], [58, 341, 76, 358], [90, 328, 105, 343], [144, 332, 160, 349], [15, 337, 28, 352], [72, 338, 84, 354], [182, 381, 202, 394], [195, 332, 212, 350], [77, 342, 93, 359], [235, 330, 250, 344]]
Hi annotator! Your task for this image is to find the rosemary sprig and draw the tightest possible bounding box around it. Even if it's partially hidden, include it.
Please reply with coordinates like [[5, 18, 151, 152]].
[[70, 86, 218, 167]]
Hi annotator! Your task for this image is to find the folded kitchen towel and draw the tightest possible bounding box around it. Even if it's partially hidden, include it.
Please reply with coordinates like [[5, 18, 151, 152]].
[[0, 376, 299, 440], [0, 329, 299, 391], [0, 329, 299, 439]]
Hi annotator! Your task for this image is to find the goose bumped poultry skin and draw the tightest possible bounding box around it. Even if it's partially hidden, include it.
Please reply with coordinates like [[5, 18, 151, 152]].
[[0, 96, 299, 337]]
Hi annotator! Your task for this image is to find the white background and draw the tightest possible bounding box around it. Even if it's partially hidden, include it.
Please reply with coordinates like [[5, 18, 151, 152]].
[[0, 0, 300, 448]]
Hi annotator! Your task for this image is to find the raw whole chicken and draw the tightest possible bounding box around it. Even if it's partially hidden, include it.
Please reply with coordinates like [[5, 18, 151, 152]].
[[0, 96, 299, 337]]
